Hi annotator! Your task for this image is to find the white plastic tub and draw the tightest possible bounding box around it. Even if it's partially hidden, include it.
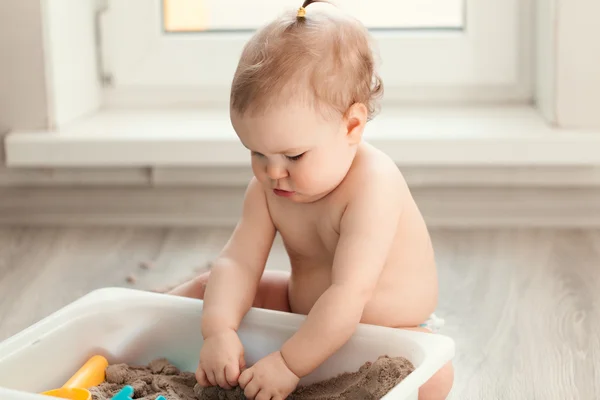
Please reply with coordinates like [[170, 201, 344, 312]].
[[0, 288, 454, 400]]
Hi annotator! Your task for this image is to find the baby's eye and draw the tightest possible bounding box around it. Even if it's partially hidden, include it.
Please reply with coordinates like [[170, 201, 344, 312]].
[[251, 151, 265, 158], [286, 152, 305, 161]]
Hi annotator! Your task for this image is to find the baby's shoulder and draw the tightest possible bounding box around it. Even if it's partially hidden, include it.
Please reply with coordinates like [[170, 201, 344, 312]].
[[335, 144, 408, 224], [346, 143, 407, 189]]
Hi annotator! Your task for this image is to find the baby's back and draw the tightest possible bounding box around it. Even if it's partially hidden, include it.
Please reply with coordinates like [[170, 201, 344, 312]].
[[267, 143, 438, 328]]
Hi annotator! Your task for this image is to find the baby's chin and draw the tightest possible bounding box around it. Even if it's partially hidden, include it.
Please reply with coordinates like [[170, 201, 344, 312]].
[[289, 185, 340, 203], [265, 178, 343, 203], [289, 192, 327, 203]]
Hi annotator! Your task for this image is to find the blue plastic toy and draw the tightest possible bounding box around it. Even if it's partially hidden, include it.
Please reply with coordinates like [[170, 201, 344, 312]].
[[111, 385, 166, 400]]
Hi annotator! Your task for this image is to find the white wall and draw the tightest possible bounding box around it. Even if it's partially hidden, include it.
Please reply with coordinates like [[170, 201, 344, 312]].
[[0, 0, 49, 132], [536, 0, 600, 130], [535, 0, 556, 125], [555, 0, 600, 130], [40, 0, 101, 128], [0, 0, 100, 136]]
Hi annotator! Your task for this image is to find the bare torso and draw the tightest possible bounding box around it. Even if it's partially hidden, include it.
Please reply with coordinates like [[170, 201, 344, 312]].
[[265, 144, 439, 328]]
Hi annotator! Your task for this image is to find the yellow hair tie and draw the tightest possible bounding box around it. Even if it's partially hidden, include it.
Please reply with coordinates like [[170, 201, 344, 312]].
[[297, 7, 306, 18]]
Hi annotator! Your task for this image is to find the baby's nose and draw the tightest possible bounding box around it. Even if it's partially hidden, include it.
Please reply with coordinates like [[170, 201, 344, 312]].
[[266, 164, 288, 180]]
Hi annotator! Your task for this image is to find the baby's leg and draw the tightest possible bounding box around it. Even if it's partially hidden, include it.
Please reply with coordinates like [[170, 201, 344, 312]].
[[167, 270, 291, 312], [402, 326, 454, 400]]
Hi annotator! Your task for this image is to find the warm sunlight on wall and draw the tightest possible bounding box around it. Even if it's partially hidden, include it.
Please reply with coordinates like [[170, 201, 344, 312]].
[[162, 0, 464, 32], [163, 0, 208, 32]]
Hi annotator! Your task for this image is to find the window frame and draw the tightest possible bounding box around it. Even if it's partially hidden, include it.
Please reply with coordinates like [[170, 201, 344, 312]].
[[99, 0, 533, 105]]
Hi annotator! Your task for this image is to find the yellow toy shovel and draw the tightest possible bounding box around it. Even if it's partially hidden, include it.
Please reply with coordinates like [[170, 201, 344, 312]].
[[42, 355, 108, 400]]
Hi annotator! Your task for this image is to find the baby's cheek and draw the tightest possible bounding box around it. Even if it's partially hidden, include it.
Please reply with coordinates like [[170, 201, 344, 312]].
[[296, 161, 334, 190], [251, 160, 266, 181], [294, 162, 319, 186]]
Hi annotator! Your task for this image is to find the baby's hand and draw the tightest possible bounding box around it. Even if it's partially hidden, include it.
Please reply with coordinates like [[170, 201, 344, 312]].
[[196, 328, 246, 389], [239, 351, 300, 399]]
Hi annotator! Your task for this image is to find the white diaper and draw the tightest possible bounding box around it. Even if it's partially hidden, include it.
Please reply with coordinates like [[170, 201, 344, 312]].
[[418, 313, 445, 333]]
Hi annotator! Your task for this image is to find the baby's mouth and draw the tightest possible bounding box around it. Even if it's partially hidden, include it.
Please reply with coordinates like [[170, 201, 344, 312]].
[[273, 188, 295, 197]]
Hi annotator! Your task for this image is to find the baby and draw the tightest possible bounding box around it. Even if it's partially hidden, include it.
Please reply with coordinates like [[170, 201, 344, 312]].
[[170, 1, 454, 399]]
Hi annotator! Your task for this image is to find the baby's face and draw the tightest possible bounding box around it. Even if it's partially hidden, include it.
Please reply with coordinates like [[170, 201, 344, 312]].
[[231, 102, 359, 203]]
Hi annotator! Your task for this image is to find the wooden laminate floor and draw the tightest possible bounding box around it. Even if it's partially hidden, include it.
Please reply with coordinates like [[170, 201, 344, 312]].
[[0, 227, 599, 399]]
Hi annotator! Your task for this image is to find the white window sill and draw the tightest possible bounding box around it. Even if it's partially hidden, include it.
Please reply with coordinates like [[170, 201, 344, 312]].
[[4, 105, 600, 167]]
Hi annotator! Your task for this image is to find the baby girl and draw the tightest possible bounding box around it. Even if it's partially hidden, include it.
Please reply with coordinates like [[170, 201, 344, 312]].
[[170, 1, 454, 399]]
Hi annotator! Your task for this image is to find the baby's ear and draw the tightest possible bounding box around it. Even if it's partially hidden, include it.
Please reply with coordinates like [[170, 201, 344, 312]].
[[344, 102, 368, 145]]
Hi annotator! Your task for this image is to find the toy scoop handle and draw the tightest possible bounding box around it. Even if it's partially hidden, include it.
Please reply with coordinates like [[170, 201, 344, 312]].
[[63, 355, 109, 389]]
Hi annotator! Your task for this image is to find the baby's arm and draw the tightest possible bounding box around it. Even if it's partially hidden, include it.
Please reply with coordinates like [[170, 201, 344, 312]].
[[280, 170, 404, 377], [202, 177, 276, 337]]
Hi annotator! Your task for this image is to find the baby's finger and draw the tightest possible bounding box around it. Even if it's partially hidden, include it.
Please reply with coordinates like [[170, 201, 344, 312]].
[[225, 362, 240, 387], [195, 368, 210, 387], [239, 352, 247, 371], [255, 389, 271, 400], [215, 366, 232, 389], [243, 380, 260, 400], [205, 368, 217, 386], [238, 368, 253, 389]]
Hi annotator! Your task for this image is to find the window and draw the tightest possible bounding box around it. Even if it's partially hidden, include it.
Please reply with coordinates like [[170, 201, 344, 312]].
[[99, 0, 531, 104], [162, 0, 464, 32]]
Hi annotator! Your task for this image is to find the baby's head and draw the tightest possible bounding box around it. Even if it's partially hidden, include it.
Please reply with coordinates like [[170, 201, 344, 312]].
[[230, 0, 383, 203]]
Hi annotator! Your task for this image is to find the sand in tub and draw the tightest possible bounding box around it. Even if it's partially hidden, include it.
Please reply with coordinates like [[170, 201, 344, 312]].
[[90, 356, 414, 400]]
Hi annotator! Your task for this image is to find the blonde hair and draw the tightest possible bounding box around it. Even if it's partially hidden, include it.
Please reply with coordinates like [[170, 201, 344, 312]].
[[230, 0, 383, 121]]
